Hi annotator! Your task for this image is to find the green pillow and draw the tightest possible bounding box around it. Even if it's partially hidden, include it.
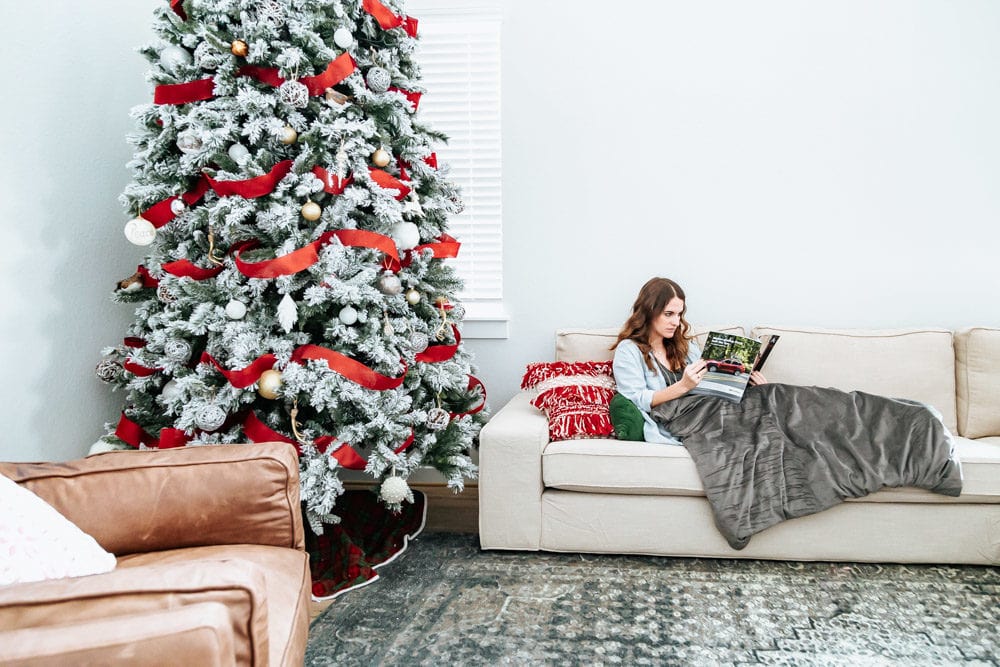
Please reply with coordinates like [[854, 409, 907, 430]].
[[609, 392, 645, 441]]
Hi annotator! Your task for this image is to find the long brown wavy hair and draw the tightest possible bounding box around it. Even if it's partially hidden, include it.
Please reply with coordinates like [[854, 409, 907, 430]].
[[611, 277, 691, 371]]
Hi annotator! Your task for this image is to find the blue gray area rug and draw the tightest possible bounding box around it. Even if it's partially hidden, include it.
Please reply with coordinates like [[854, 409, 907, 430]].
[[307, 533, 999, 666]]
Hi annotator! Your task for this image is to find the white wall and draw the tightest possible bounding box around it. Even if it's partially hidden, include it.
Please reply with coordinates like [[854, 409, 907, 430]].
[[2, 1, 997, 462]]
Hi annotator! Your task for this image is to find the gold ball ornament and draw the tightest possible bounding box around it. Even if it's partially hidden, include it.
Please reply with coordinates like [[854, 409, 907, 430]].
[[301, 201, 322, 221], [231, 39, 249, 57], [279, 125, 297, 145], [257, 369, 283, 399], [371, 148, 391, 168]]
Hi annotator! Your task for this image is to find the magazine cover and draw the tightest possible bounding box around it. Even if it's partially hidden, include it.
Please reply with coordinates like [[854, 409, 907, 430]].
[[689, 331, 762, 402]]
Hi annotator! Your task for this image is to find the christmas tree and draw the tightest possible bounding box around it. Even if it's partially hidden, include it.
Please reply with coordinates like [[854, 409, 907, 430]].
[[95, 0, 486, 531]]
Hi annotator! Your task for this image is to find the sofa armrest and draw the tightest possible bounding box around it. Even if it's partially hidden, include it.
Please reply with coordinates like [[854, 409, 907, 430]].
[[0, 442, 304, 555], [478, 392, 550, 550], [0, 602, 237, 667], [0, 559, 269, 666]]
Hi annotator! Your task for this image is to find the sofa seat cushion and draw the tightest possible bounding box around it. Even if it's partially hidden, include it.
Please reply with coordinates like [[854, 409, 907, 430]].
[[117, 544, 310, 667], [542, 436, 1000, 503]]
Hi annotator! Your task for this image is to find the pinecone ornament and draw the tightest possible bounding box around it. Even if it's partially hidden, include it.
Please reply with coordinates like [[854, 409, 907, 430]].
[[95, 359, 123, 383]]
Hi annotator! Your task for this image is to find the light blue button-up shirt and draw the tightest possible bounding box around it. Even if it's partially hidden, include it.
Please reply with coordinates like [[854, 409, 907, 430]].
[[612, 338, 702, 445]]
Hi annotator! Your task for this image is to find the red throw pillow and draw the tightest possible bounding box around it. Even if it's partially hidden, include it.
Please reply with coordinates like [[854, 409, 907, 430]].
[[521, 361, 615, 441]]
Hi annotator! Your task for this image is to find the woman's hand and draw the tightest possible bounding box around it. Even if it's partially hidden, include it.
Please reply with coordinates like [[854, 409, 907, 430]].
[[680, 360, 708, 390], [748, 370, 768, 386]]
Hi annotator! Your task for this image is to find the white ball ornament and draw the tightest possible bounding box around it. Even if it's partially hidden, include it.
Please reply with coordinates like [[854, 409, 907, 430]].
[[279, 80, 310, 108], [390, 221, 420, 250], [195, 404, 227, 432], [380, 475, 410, 504], [334, 27, 354, 49], [405, 289, 421, 305], [366, 67, 391, 93], [225, 299, 247, 320], [161, 379, 181, 401], [338, 306, 358, 326], [176, 129, 202, 154], [170, 198, 187, 216], [159, 45, 192, 73], [258, 369, 283, 399], [124, 217, 157, 246], [377, 272, 403, 296], [228, 143, 250, 163]]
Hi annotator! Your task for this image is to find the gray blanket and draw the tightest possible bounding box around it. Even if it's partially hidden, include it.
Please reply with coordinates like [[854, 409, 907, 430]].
[[651, 383, 963, 550]]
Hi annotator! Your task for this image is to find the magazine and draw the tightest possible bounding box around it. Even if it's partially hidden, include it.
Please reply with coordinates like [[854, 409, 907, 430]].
[[688, 332, 780, 403]]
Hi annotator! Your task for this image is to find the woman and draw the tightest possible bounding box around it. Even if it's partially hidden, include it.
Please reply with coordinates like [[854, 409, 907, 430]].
[[611, 277, 962, 549]]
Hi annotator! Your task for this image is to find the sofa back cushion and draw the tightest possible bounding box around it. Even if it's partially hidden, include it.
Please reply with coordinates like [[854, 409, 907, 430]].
[[751, 326, 957, 433], [555, 325, 746, 363], [955, 327, 1000, 438]]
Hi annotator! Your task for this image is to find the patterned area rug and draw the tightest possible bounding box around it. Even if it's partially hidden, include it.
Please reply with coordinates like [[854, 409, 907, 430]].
[[307, 533, 999, 666]]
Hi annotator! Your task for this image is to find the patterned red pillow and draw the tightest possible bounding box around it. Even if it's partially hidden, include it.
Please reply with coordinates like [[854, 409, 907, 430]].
[[521, 361, 616, 441]]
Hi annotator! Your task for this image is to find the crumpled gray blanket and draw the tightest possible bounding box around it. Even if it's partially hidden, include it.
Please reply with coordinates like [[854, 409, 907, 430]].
[[651, 383, 963, 550]]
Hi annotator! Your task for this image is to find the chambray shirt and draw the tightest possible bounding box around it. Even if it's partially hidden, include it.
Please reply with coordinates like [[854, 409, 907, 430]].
[[612, 338, 702, 445]]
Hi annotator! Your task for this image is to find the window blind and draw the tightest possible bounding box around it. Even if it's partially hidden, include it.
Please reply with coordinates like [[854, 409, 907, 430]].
[[415, 9, 502, 304]]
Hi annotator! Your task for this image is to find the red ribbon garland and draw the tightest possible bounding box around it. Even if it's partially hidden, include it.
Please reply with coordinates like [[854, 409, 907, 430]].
[[169, 0, 186, 20], [206, 160, 293, 198], [161, 259, 225, 280], [154, 78, 215, 105], [136, 266, 159, 288], [363, 0, 419, 37], [452, 376, 487, 419], [238, 53, 356, 96], [369, 168, 411, 200], [243, 412, 415, 469], [291, 345, 407, 391], [387, 87, 422, 111], [141, 176, 211, 228], [416, 325, 460, 363], [200, 352, 277, 389], [311, 166, 354, 195], [115, 413, 191, 449], [233, 229, 402, 279], [121, 337, 161, 376], [402, 234, 461, 268]]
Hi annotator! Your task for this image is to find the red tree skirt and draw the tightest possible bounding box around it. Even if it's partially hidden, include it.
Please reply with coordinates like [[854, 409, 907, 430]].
[[306, 489, 426, 601]]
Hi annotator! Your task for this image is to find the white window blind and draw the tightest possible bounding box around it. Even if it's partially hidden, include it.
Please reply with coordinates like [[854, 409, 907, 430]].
[[415, 8, 503, 307]]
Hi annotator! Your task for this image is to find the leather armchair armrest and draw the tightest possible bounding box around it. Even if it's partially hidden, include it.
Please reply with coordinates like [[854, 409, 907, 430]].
[[0, 602, 237, 667], [0, 442, 304, 555], [0, 559, 269, 667]]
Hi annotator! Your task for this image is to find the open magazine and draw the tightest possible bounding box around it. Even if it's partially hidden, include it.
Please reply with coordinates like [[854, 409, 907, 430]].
[[688, 332, 780, 403]]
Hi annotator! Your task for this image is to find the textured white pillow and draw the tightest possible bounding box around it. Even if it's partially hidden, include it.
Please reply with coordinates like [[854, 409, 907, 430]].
[[0, 474, 116, 586]]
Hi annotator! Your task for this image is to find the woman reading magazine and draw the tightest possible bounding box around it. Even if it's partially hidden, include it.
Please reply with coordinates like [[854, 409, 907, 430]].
[[611, 277, 963, 549]]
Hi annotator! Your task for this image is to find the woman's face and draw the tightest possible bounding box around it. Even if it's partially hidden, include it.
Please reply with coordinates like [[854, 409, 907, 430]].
[[649, 297, 684, 341]]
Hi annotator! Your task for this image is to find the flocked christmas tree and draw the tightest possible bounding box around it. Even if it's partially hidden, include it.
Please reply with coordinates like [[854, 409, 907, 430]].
[[95, 0, 486, 531]]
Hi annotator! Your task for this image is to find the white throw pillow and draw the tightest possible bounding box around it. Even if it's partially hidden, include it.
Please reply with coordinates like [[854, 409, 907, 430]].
[[0, 474, 116, 586]]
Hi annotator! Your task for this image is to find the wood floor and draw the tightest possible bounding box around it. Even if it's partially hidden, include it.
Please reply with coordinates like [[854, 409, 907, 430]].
[[309, 483, 478, 621]]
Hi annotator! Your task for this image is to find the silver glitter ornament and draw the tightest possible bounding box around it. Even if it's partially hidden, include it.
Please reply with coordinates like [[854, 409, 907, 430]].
[[195, 404, 227, 431], [164, 339, 192, 362], [408, 331, 429, 353], [170, 198, 187, 215], [426, 407, 450, 431], [279, 80, 310, 108], [450, 303, 466, 321], [377, 272, 403, 295], [95, 359, 123, 383], [194, 41, 225, 71], [365, 67, 391, 93]]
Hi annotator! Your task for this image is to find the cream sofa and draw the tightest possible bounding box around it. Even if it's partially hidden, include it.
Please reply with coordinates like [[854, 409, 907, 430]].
[[479, 325, 1000, 565]]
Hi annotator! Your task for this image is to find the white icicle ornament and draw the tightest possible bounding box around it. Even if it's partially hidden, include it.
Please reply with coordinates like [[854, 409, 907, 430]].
[[277, 294, 298, 333], [380, 475, 410, 504]]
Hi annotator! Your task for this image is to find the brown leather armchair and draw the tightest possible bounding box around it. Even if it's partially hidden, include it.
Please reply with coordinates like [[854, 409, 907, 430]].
[[0, 441, 310, 666]]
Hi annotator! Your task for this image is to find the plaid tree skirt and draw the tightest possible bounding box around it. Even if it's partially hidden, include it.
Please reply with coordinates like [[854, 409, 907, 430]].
[[306, 489, 427, 600]]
